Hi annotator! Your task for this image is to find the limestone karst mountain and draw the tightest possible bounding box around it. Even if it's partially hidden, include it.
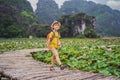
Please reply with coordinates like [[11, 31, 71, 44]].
[[36, 0, 120, 37]]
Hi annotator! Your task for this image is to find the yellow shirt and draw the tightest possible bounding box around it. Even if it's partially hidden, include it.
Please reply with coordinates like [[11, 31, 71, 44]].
[[47, 31, 61, 48]]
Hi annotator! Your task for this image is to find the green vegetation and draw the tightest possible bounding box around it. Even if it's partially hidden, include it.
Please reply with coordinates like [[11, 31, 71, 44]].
[[0, 0, 42, 38], [33, 38, 120, 77], [58, 13, 98, 38], [84, 28, 99, 38], [0, 38, 120, 77], [21, 10, 36, 20], [0, 38, 46, 53]]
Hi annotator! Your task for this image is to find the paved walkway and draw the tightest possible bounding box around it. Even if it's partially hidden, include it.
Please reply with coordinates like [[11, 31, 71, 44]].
[[0, 49, 119, 80]]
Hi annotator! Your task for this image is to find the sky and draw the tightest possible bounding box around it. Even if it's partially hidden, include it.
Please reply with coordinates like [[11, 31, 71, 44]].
[[87, 0, 120, 11], [27, 0, 120, 11]]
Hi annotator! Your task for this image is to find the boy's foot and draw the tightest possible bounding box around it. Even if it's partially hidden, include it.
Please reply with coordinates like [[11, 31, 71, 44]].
[[50, 66, 55, 71], [60, 65, 66, 70]]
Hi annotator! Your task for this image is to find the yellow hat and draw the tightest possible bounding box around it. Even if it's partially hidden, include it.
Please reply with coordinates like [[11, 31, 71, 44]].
[[51, 21, 61, 29]]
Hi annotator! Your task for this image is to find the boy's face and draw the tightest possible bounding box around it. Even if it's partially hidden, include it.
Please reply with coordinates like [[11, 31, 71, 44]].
[[53, 23, 60, 30]]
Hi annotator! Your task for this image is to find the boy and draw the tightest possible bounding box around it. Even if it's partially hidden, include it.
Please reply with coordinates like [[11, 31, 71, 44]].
[[47, 21, 66, 71]]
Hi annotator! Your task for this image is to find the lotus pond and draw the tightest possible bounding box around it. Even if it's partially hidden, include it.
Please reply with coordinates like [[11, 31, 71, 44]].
[[0, 38, 120, 77], [33, 38, 120, 78]]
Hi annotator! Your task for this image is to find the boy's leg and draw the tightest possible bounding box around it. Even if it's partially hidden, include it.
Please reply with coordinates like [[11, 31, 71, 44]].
[[51, 48, 62, 65], [50, 53, 56, 71], [51, 55, 56, 67]]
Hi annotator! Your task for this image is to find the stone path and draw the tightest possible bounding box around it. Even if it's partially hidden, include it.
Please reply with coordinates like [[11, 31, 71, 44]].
[[0, 49, 119, 80]]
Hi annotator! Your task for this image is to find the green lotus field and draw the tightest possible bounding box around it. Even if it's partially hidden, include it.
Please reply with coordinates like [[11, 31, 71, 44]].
[[0, 38, 120, 77]]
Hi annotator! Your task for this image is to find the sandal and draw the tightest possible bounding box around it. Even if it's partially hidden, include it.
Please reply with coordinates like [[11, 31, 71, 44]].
[[60, 65, 66, 70], [50, 66, 55, 71]]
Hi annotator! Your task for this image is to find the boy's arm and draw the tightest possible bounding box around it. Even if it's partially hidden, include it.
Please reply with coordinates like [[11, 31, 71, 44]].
[[47, 39, 51, 51], [58, 33, 61, 47], [58, 39, 62, 47]]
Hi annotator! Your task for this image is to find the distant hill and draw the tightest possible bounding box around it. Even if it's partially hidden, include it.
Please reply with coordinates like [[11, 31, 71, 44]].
[[0, 0, 38, 38], [59, 13, 99, 38], [35, 0, 61, 24], [36, 0, 120, 37]]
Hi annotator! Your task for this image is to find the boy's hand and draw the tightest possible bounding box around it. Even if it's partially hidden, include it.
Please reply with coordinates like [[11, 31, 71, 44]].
[[58, 43, 62, 47], [47, 48, 50, 52]]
